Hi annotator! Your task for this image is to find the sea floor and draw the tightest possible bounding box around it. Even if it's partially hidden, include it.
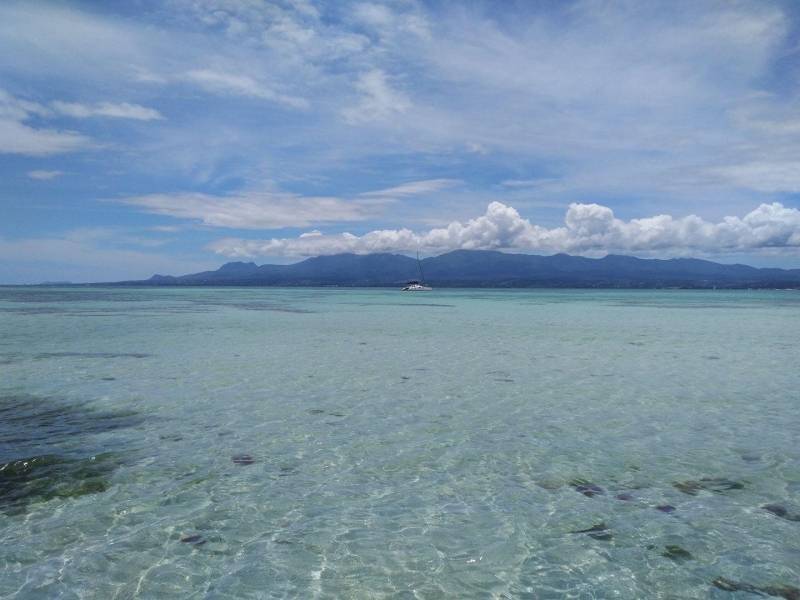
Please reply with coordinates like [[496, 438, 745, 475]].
[[1, 287, 799, 598]]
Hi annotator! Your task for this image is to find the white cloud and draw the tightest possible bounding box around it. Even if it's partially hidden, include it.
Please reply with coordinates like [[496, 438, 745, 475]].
[[27, 170, 63, 180], [351, 2, 430, 39], [209, 201, 800, 258], [0, 117, 91, 156], [119, 191, 384, 229], [334, 1, 798, 197], [707, 161, 800, 194], [361, 178, 461, 197], [51, 101, 164, 121], [352, 3, 395, 28], [0, 90, 163, 158], [1, 0, 799, 249], [183, 69, 309, 109], [342, 69, 411, 123], [120, 179, 459, 228], [171, 0, 366, 59], [0, 3, 152, 80], [0, 89, 92, 156], [0, 89, 50, 120]]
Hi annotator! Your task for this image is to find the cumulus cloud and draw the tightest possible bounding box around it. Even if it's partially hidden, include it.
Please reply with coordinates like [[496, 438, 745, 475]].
[[51, 101, 163, 120], [209, 201, 800, 258]]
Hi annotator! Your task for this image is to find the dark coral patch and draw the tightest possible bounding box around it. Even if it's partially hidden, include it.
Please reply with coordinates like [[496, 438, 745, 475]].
[[673, 478, 744, 495], [180, 534, 206, 546], [0, 393, 140, 514], [713, 577, 800, 599], [763, 504, 800, 522], [569, 479, 605, 497], [0, 453, 116, 513], [662, 545, 693, 562], [570, 522, 612, 541]]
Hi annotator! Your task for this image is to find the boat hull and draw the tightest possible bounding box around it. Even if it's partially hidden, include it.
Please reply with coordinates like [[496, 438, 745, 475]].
[[401, 284, 432, 291]]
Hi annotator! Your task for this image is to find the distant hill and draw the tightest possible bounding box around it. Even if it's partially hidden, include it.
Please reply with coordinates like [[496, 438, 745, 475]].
[[117, 250, 800, 288]]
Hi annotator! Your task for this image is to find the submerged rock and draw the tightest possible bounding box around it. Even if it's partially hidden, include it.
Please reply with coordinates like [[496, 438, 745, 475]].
[[180, 534, 206, 546], [569, 479, 605, 497], [615, 493, 634, 501], [673, 478, 744, 495], [763, 504, 800, 522], [762, 585, 800, 600], [713, 577, 754, 593], [656, 504, 676, 513], [232, 454, 255, 466], [740, 452, 762, 463], [712, 577, 800, 599], [764, 504, 789, 517], [570, 522, 612, 541], [662, 545, 693, 562]]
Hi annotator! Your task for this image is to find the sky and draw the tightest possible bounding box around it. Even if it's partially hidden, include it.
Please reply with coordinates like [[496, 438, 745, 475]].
[[1, 0, 800, 283]]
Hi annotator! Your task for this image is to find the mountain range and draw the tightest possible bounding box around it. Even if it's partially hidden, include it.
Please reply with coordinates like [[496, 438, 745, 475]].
[[121, 250, 800, 288]]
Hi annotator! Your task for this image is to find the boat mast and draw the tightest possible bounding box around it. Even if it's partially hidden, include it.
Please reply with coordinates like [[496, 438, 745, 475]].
[[417, 249, 425, 283]]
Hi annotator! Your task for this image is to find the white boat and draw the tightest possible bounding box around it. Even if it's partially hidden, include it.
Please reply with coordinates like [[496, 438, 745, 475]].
[[402, 281, 432, 291], [402, 251, 432, 291]]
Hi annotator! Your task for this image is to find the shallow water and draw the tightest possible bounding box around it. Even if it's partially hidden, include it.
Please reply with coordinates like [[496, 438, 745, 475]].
[[1, 286, 799, 598]]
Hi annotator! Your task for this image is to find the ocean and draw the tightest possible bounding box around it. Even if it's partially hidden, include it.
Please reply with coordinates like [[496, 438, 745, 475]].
[[1, 286, 799, 598]]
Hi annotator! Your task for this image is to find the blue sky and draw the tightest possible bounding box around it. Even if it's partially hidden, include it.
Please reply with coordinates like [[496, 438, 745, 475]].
[[1, 0, 800, 283]]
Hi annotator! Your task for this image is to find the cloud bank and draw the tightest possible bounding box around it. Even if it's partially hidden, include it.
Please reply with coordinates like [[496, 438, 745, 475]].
[[209, 202, 800, 258]]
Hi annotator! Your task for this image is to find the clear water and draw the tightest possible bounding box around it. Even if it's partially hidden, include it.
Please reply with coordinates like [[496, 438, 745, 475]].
[[1, 287, 799, 599]]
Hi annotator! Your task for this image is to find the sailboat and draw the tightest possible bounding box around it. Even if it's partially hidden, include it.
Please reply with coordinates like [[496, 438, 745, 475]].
[[402, 250, 432, 291]]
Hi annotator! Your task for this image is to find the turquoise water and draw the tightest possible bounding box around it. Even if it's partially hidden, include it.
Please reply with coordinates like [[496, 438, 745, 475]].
[[1, 287, 799, 599]]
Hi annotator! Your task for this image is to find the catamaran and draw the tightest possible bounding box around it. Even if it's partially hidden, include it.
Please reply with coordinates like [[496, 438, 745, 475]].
[[402, 251, 432, 291], [401, 280, 432, 291]]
